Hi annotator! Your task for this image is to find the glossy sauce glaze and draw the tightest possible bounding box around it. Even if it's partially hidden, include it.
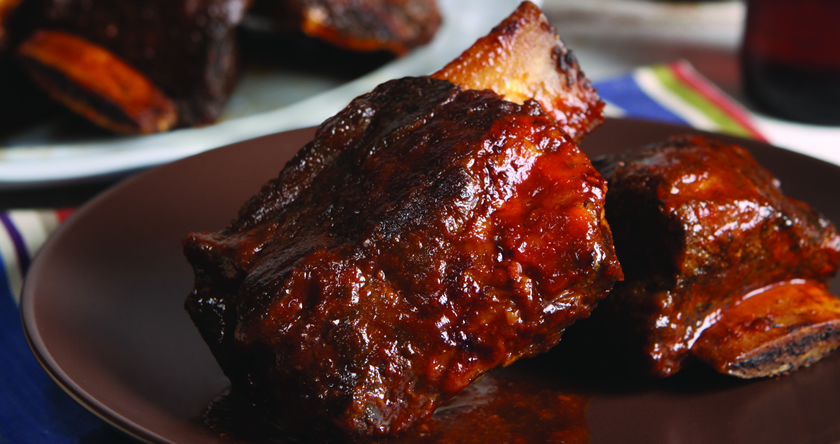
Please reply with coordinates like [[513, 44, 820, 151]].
[[247, 0, 441, 56], [183, 76, 620, 440], [205, 360, 591, 444], [588, 135, 840, 378], [692, 279, 840, 377]]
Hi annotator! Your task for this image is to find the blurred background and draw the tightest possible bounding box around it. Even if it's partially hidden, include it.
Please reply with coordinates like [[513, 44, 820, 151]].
[[542, 0, 840, 164], [543, 0, 742, 91]]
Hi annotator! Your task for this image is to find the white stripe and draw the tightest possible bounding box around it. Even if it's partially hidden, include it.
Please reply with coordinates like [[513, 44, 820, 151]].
[[602, 99, 626, 118], [4, 210, 61, 305], [37, 210, 61, 235], [8, 210, 53, 263], [633, 69, 720, 132], [0, 223, 24, 305]]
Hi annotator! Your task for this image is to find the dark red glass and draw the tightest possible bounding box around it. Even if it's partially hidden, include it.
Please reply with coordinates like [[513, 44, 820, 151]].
[[741, 0, 840, 125]]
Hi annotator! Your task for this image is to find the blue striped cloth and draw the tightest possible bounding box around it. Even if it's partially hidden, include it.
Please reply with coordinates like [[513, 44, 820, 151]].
[[0, 210, 131, 442], [0, 61, 764, 442]]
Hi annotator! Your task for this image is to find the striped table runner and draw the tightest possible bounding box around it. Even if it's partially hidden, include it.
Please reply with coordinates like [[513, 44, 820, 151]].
[[598, 60, 766, 141], [0, 209, 73, 304], [0, 60, 767, 442]]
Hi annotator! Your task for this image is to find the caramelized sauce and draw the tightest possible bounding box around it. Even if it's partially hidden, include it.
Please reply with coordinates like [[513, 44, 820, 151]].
[[185, 77, 617, 438], [205, 360, 591, 444]]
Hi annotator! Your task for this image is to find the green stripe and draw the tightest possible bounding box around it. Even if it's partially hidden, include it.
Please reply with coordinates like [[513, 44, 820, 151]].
[[650, 65, 752, 138]]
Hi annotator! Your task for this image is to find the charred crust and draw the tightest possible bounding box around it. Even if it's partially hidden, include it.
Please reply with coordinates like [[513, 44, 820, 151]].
[[19, 56, 142, 131], [729, 326, 840, 377]]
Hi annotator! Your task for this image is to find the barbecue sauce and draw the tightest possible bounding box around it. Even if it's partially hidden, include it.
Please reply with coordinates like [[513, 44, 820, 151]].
[[205, 363, 591, 444]]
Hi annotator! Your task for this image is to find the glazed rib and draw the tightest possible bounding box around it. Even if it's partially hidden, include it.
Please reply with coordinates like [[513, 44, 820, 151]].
[[249, 0, 441, 55], [16, 0, 249, 132], [692, 279, 840, 377], [183, 76, 621, 439], [592, 135, 840, 378], [18, 30, 178, 134]]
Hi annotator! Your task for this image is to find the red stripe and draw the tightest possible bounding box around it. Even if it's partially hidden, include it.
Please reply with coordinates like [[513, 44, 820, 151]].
[[669, 61, 768, 142], [55, 208, 75, 223]]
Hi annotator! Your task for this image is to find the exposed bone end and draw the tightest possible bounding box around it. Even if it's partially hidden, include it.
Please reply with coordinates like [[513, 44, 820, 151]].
[[432, 0, 603, 143], [692, 280, 840, 378], [17, 30, 177, 134]]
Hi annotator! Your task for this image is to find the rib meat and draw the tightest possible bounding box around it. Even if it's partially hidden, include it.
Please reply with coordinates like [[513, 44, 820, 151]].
[[692, 279, 840, 377], [248, 0, 441, 55], [183, 76, 621, 439], [15, 0, 249, 132], [591, 135, 840, 378]]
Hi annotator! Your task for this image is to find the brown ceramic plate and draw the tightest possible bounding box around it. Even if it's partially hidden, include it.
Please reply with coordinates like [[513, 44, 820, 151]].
[[21, 118, 840, 444]]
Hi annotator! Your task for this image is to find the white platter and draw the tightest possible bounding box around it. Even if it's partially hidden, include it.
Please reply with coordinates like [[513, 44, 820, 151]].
[[0, 0, 537, 188]]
